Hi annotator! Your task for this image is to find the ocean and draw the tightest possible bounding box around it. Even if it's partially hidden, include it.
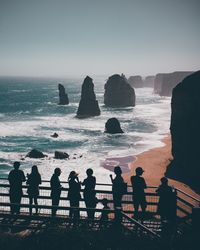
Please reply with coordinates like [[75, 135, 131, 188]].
[[0, 76, 171, 183]]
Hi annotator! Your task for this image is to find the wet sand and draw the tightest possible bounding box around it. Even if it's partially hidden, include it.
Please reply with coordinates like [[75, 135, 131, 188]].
[[104, 134, 200, 199]]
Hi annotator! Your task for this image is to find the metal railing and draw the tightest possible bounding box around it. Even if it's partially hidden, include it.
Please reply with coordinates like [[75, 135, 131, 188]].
[[0, 178, 199, 226]]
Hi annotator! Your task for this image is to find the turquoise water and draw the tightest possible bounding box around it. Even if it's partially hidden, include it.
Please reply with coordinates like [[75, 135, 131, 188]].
[[0, 76, 171, 182]]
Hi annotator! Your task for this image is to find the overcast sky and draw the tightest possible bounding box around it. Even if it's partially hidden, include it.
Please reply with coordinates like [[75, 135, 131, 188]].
[[0, 0, 199, 77]]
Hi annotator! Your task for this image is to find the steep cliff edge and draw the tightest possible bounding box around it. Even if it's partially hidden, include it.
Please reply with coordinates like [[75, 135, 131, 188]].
[[154, 71, 193, 96], [166, 71, 200, 192]]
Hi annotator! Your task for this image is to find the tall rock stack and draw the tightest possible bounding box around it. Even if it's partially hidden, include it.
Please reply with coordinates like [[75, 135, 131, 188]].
[[154, 71, 193, 96], [144, 75, 155, 88], [166, 71, 200, 192], [76, 76, 101, 118], [104, 74, 135, 107], [128, 75, 144, 88], [58, 84, 69, 105]]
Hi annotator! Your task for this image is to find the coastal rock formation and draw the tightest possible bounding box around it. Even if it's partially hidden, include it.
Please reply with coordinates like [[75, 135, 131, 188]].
[[104, 74, 135, 107], [76, 76, 101, 118], [105, 118, 124, 134], [58, 84, 69, 105], [26, 149, 47, 158], [154, 71, 193, 96], [55, 151, 69, 159], [166, 71, 200, 192], [51, 132, 59, 138], [144, 76, 155, 88], [128, 75, 144, 88]]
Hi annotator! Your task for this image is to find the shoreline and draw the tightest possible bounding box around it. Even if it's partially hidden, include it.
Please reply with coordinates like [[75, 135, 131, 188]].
[[104, 134, 200, 198]]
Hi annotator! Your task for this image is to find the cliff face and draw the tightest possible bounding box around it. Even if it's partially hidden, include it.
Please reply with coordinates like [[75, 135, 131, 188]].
[[128, 75, 144, 88], [154, 72, 193, 96], [58, 84, 69, 105], [166, 71, 200, 192], [76, 76, 101, 118], [104, 74, 135, 107], [143, 76, 155, 88]]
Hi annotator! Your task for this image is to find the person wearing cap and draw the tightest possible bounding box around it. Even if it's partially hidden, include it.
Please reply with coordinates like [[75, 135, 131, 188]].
[[50, 168, 62, 216], [8, 161, 26, 215], [131, 166, 147, 218], [82, 168, 97, 220], [67, 171, 81, 220]]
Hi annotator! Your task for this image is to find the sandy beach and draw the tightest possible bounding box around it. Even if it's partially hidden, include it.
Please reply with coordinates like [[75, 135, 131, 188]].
[[104, 134, 200, 199]]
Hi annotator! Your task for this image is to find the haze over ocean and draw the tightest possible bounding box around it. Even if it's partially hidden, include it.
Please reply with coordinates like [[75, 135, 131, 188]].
[[0, 0, 199, 183], [0, 76, 170, 182]]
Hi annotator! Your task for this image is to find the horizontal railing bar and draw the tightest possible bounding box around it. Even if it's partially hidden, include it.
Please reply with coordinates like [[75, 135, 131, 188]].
[[0, 177, 158, 189], [177, 196, 195, 208], [176, 205, 190, 216]]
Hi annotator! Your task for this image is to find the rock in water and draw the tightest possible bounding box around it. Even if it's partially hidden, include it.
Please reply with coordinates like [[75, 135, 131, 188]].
[[166, 71, 200, 192], [104, 74, 135, 107], [128, 75, 144, 88], [55, 151, 69, 159], [26, 149, 47, 158], [105, 118, 124, 134], [76, 76, 101, 118], [154, 71, 193, 96], [58, 83, 69, 105]]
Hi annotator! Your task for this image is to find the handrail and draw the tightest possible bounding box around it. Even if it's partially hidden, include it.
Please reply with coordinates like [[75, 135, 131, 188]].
[[175, 187, 200, 203], [121, 212, 161, 239]]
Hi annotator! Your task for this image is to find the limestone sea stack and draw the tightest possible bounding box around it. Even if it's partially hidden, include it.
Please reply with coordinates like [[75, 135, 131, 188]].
[[128, 75, 144, 88], [104, 74, 135, 107], [58, 84, 69, 105], [105, 118, 124, 134], [143, 76, 155, 88], [166, 71, 200, 192], [154, 71, 193, 96], [76, 76, 101, 118]]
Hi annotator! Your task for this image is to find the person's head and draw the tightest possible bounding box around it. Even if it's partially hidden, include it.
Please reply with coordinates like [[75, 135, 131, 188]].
[[86, 168, 93, 176], [161, 177, 168, 185], [114, 166, 122, 175], [101, 198, 109, 207], [135, 167, 144, 176], [31, 165, 39, 174], [68, 171, 78, 181], [54, 168, 61, 176], [13, 161, 20, 170]]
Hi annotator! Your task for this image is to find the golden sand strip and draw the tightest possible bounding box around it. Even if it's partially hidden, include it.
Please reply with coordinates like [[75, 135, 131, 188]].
[[123, 134, 200, 199]]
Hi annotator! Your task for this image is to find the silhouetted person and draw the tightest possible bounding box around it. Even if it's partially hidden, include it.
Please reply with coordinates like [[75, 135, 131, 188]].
[[67, 171, 81, 220], [50, 168, 62, 216], [131, 167, 147, 218], [26, 165, 41, 215], [82, 168, 96, 220], [110, 166, 126, 210], [156, 177, 177, 222], [8, 161, 26, 215]]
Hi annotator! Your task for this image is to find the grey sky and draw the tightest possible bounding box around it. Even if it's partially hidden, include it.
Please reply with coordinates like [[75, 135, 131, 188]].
[[0, 0, 199, 77]]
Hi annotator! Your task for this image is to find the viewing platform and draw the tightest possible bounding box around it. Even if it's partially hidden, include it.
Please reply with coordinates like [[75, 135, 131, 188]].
[[0, 178, 199, 249]]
